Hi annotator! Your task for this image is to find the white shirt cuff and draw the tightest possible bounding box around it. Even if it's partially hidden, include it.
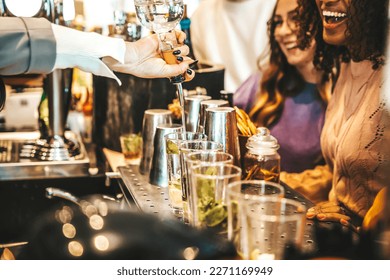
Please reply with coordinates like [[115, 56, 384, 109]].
[[52, 23, 126, 85]]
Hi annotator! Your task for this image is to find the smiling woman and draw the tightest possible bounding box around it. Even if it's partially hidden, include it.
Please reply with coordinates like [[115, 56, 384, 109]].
[[319, 4, 349, 46], [298, 0, 387, 68], [294, 0, 389, 229], [233, 0, 334, 175]]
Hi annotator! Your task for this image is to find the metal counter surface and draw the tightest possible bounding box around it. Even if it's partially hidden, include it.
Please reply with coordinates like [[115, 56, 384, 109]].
[[0, 131, 91, 180], [118, 165, 174, 219], [118, 165, 318, 255]]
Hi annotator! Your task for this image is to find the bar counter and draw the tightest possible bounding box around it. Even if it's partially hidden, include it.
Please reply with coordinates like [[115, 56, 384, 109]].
[[0, 146, 359, 260], [116, 164, 339, 258]]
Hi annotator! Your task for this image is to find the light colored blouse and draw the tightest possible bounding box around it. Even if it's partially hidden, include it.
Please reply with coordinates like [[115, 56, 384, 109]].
[[321, 60, 389, 218]]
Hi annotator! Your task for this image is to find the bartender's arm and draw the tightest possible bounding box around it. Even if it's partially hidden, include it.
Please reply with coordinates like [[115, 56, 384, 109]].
[[0, 17, 194, 83]]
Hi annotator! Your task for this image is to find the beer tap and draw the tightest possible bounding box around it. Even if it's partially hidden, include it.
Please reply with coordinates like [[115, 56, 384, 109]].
[[37, 0, 77, 161]]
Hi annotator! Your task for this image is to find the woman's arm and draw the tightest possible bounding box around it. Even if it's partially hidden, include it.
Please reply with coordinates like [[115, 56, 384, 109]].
[[280, 164, 332, 204]]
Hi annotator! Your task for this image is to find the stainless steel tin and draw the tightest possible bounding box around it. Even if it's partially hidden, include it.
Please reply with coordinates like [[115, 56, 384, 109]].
[[199, 99, 229, 133], [184, 95, 212, 132], [139, 109, 172, 175], [149, 123, 183, 187], [204, 107, 241, 167]]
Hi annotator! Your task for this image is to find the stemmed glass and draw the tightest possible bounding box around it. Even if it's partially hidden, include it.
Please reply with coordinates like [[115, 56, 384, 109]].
[[134, 0, 187, 130]]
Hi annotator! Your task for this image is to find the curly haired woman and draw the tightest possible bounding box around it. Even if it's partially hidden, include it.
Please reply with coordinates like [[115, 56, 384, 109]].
[[291, 0, 389, 228], [234, 0, 335, 174]]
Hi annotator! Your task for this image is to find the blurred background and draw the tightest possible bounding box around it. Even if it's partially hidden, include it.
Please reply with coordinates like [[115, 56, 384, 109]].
[[78, 0, 200, 33]]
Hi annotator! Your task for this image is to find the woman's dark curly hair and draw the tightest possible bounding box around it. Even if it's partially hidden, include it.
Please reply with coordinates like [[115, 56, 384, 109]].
[[296, 0, 388, 70], [249, 1, 331, 127]]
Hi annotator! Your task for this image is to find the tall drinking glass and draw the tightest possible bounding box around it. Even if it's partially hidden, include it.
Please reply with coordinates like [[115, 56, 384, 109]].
[[244, 197, 306, 260], [179, 141, 224, 223], [189, 163, 242, 234], [164, 132, 207, 217], [183, 151, 233, 219], [226, 180, 285, 258]]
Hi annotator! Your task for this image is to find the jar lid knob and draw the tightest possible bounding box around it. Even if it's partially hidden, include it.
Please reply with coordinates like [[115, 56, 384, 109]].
[[257, 127, 269, 136], [246, 127, 279, 152]]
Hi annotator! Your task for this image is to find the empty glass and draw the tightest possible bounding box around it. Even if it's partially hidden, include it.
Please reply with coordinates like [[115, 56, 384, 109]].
[[244, 197, 306, 260], [226, 180, 285, 258]]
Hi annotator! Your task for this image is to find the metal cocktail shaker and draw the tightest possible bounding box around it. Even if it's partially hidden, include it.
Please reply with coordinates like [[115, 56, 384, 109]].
[[149, 123, 183, 187], [198, 99, 229, 133], [184, 95, 211, 132], [204, 107, 241, 167], [139, 109, 172, 175]]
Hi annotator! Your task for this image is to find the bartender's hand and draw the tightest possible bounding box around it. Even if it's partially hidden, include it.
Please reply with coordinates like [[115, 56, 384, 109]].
[[306, 201, 358, 232], [103, 30, 195, 81]]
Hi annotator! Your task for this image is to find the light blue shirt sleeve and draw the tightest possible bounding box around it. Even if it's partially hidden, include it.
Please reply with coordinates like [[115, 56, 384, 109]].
[[0, 17, 56, 75]]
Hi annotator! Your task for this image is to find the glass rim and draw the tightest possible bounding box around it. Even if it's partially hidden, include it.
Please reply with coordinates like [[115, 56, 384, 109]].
[[185, 150, 233, 161], [164, 131, 207, 141], [184, 151, 234, 169], [226, 180, 285, 199], [120, 133, 142, 138], [191, 163, 242, 179], [185, 95, 212, 101], [179, 140, 223, 149], [135, 0, 183, 3]]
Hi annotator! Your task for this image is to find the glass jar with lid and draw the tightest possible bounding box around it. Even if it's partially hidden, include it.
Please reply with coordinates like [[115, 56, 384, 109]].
[[243, 127, 280, 183]]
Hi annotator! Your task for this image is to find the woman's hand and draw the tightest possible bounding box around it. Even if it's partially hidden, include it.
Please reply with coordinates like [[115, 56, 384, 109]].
[[103, 30, 195, 81], [306, 201, 358, 231]]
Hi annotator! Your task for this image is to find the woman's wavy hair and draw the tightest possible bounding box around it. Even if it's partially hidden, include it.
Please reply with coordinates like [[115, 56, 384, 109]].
[[296, 0, 388, 70], [249, 1, 332, 127]]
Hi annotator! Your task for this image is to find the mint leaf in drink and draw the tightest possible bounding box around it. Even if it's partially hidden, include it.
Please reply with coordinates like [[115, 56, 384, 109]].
[[194, 166, 228, 228], [204, 203, 227, 227], [166, 140, 179, 154]]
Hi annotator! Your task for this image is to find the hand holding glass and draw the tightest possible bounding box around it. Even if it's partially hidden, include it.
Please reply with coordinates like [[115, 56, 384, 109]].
[[134, 0, 187, 129]]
